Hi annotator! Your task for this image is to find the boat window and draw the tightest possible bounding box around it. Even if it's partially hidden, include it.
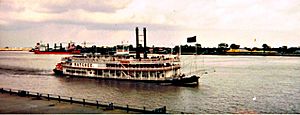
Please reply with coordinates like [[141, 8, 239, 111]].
[[142, 72, 148, 78], [69, 70, 73, 73], [116, 71, 121, 77], [97, 70, 103, 75], [151, 72, 156, 78], [136, 72, 140, 78], [110, 70, 115, 76], [129, 72, 134, 77]]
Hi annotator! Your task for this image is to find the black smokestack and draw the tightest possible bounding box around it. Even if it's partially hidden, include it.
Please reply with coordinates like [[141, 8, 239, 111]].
[[135, 27, 140, 59], [60, 43, 62, 50], [47, 43, 49, 51], [143, 27, 147, 58]]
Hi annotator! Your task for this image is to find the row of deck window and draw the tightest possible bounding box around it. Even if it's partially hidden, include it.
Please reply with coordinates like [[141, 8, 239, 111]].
[[65, 68, 172, 78], [106, 63, 178, 68], [95, 70, 165, 78], [66, 69, 87, 74]]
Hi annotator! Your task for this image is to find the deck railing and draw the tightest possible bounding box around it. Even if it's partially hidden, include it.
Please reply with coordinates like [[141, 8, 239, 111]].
[[70, 56, 180, 64], [64, 64, 181, 71]]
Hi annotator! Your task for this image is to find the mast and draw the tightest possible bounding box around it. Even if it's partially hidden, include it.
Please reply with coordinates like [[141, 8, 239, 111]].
[[195, 44, 197, 75]]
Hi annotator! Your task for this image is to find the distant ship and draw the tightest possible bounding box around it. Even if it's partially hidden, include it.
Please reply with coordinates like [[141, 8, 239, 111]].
[[53, 27, 200, 85], [32, 42, 81, 54]]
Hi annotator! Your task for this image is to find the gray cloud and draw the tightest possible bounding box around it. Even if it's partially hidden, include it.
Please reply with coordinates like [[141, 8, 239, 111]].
[[1, 0, 300, 48], [0, 18, 180, 31], [36, 0, 132, 13], [0, 0, 25, 12], [0, 0, 132, 14]]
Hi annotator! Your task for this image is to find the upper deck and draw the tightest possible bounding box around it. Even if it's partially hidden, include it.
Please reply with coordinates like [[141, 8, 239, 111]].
[[64, 54, 180, 65]]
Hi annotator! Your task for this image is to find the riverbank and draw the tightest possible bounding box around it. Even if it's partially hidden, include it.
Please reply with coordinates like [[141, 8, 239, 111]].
[[0, 93, 139, 114], [0, 88, 168, 114]]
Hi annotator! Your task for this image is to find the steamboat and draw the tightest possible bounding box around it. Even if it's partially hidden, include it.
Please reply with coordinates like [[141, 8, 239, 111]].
[[53, 27, 200, 85]]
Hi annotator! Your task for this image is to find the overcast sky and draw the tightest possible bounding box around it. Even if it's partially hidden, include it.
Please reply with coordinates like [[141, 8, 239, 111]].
[[1, 0, 300, 48]]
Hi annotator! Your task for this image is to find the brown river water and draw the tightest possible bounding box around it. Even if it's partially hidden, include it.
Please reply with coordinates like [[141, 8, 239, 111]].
[[0, 51, 299, 113]]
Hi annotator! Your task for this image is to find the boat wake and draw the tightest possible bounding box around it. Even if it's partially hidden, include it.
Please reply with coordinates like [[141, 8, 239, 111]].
[[0, 66, 53, 76]]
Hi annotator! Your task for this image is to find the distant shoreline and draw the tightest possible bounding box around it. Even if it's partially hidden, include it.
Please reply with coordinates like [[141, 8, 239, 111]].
[[205, 54, 300, 57], [0, 47, 31, 51], [2, 47, 300, 57], [181, 53, 300, 57]]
